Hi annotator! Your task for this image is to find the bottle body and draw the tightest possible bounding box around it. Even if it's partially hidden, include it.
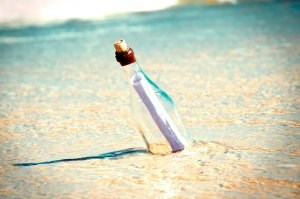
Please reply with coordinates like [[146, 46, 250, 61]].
[[124, 62, 189, 155]]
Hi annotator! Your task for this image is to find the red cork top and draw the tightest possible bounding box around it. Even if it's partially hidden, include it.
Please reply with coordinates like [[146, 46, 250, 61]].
[[114, 40, 136, 66]]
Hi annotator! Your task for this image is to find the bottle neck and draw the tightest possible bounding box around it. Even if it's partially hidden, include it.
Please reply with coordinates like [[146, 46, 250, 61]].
[[123, 62, 141, 80], [114, 45, 140, 80]]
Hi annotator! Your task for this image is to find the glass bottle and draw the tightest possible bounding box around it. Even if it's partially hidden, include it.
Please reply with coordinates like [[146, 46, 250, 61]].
[[114, 40, 189, 155]]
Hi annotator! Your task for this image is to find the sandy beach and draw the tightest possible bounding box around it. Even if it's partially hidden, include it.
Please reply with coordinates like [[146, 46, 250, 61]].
[[0, 0, 300, 198]]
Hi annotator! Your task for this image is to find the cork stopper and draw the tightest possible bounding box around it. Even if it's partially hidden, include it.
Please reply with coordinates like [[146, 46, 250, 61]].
[[114, 39, 136, 66], [114, 39, 128, 53]]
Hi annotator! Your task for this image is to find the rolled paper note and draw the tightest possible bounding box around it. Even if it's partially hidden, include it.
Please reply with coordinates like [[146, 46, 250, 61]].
[[131, 73, 187, 152]]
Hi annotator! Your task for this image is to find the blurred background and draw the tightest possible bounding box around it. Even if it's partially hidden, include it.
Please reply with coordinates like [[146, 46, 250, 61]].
[[0, 0, 289, 25], [0, 0, 299, 198]]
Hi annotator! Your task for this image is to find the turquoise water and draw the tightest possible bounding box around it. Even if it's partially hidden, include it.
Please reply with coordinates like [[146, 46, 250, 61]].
[[0, 1, 300, 198]]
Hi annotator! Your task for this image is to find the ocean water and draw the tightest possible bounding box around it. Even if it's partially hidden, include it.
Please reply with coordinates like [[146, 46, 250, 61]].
[[0, 0, 276, 25], [0, 0, 300, 198]]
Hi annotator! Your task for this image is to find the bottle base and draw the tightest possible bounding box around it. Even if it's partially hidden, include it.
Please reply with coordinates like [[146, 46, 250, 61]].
[[147, 142, 185, 155], [148, 142, 172, 155]]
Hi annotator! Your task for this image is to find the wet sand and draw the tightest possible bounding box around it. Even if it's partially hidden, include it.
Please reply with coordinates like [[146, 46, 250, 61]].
[[0, 1, 300, 198]]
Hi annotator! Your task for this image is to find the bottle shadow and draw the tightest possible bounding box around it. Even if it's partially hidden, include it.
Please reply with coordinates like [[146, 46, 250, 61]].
[[13, 148, 147, 167]]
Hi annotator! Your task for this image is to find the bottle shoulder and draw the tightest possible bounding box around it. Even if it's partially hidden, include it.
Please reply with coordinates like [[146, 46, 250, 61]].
[[139, 69, 174, 105]]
